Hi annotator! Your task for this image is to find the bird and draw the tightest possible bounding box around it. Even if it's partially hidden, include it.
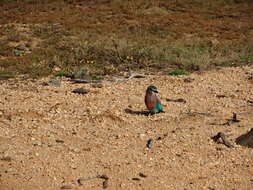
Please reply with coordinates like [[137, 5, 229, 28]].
[[145, 85, 164, 114]]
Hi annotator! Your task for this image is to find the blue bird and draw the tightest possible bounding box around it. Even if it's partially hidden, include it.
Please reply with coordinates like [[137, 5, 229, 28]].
[[145, 86, 164, 114]]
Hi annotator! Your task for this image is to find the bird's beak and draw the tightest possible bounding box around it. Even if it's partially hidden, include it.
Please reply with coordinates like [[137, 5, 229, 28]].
[[153, 90, 158, 93]]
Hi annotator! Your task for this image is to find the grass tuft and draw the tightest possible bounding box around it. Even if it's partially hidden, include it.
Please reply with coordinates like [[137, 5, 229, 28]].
[[168, 69, 188, 75]]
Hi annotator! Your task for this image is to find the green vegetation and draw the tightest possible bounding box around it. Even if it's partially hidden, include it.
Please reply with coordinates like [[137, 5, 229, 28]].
[[0, 0, 252, 79], [0, 71, 15, 80], [168, 69, 188, 76]]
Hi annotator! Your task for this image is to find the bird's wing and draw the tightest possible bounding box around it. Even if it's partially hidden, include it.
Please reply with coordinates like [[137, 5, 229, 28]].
[[156, 98, 163, 112]]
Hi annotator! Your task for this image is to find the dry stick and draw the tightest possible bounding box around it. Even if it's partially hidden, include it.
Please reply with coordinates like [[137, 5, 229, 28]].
[[212, 132, 234, 148], [70, 73, 149, 83], [78, 174, 109, 188], [70, 79, 102, 83]]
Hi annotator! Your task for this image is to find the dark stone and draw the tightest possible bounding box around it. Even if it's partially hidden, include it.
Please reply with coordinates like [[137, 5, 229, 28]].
[[146, 138, 154, 148], [236, 128, 253, 148], [72, 88, 89, 94]]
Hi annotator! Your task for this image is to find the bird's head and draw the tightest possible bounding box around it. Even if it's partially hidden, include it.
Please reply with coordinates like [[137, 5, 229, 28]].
[[147, 85, 158, 93]]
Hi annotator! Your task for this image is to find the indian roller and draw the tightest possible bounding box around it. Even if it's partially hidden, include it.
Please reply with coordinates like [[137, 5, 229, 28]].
[[145, 86, 164, 114]]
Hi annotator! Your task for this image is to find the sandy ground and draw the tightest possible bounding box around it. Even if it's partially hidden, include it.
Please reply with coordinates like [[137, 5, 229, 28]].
[[0, 66, 253, 190]]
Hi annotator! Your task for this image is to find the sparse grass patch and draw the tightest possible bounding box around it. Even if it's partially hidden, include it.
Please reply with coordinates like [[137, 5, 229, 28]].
[[0, 71, 15, 80], [168, 69, 188, 75], [91, 75, 104, 81], [0, 0, 252, 79]]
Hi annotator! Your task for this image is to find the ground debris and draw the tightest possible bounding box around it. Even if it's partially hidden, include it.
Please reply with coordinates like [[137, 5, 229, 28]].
[[236, 128, 253, 148], [72, 88, 89, 94], [211, 132, 234, 148], [77, 174, 109, 188], [228, 112, 240, 123], [139, 172, 147, 178], [146, 138, 154, 149], [132, 177, 141, 181], [166, 98, 186, 103]]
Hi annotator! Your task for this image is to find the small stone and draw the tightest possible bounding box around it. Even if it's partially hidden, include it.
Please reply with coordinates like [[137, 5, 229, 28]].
[[132, 177, 141, 181], [56, 139, 64, 143], [139, 172, 147, 178], [60, 185, 73, 189], [103, 180, 108, 189], [98, 174, 109, 180], [146, 138, 154, 149], [72, 88, 89, 94], [77, 178, 86, 185]]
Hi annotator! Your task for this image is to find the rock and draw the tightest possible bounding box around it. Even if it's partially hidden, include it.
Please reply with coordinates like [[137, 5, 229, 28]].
[[102, 179, 108, 189], [72, 88, 89, 94], [56, 139, 64, 143], [77, 178, 86, 185], [236, 128, 253, 148], [146, 138, 154, 149], [139, 172, 147, 178]]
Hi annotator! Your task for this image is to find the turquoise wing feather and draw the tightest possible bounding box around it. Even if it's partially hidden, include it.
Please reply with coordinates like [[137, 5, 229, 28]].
[[151, 99, 163, 113]]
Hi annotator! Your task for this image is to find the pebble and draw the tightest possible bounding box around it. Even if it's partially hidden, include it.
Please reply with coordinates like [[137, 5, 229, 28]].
[[56, 139, 64, 143], [77, 178, 86, 185], [146, 138, 154, 149], [139, 172, 147, 178], [72, 88, 89, 94], [102, 180, 108, 189], [132, 177, 141, 181]]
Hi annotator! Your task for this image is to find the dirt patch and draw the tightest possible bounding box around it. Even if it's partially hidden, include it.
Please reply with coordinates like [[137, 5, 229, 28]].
[[0, 66, 253, 189]]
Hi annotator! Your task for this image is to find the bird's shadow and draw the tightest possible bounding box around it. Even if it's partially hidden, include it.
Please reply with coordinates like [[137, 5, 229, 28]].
[[124, 108, 151, 116], [124, 108, 164, 116]]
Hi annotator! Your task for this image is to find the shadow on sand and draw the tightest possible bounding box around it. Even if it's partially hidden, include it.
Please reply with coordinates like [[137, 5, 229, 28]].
[[124, 109, 151, 116]]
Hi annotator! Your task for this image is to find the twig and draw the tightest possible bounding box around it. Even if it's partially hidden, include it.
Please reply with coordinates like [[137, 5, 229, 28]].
[[70, 79, 102, 83], [70, 73, 150, 83], [77, 174, 109, 188], [211, 132, 234, 148]]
